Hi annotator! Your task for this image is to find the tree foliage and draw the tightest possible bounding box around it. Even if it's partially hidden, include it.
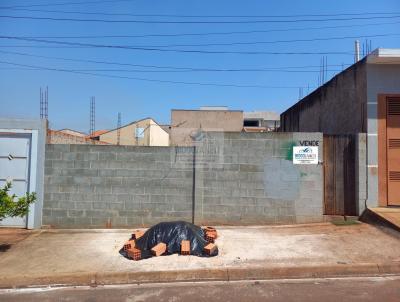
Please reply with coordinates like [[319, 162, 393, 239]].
[[0, 182, 36, 221]]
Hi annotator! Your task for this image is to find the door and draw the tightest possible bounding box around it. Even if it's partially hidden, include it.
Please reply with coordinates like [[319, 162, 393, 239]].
[[0, 135, 31, 227], [387, 97, 400, 205], [323, 135, 357, 215]]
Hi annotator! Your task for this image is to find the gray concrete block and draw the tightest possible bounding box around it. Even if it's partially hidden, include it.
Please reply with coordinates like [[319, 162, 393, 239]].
[[52, 160, 74, 169], [45, 151, 62, 160], [68, 209, 86, 217], [86, 210, 115, 218], [92, 202, 108, 210], [124, 201, 142, 210], [109, 202, 125, 211], [75, 202, 93, 210], [93, 186, 112, 194], [99, 152, 117, 161], [51, 209, 68, 217], [112, 185, 144, 195], [74, 160, 91, 169]]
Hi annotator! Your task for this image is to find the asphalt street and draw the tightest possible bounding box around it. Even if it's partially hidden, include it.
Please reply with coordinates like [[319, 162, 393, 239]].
[[1, 276, 399, 302]]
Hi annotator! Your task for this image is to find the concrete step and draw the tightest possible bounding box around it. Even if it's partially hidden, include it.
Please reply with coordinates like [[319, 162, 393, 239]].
[[360, 207, 400, 232]]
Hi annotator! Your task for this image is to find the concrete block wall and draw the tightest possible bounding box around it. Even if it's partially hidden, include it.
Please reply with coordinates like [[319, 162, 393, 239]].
[[43, 132, 324, 228], [194, 132, 324, 225], [43, 144, 194, 228]]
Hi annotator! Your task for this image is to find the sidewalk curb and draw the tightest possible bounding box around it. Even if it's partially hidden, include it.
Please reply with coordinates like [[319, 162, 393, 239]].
[[1, 262, 399, 289]]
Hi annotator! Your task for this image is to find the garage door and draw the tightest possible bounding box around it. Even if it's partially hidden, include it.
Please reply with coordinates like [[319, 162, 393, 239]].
[[0, 135, 31, 227], [387, 97, 400, 206]]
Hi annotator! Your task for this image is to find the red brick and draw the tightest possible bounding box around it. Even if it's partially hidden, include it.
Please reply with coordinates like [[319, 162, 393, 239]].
[[205, 232, 216, 243], [123, 240, 135, 251], [203, 226, 218, 239], [132, 230, 145, 240], [127, 247, 141, 261], [151, 242, 167, 256], [181, 240, 190, 255], [204, 243, 217, 255]]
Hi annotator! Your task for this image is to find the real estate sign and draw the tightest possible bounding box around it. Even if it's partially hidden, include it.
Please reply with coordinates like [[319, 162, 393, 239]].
[[293, 146, 318, 164]]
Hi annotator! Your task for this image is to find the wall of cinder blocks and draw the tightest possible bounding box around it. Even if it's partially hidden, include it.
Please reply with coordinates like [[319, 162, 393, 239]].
[[43, 132, 324, 228]]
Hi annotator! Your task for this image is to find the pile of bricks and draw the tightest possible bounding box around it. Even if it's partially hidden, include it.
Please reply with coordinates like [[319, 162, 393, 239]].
[[124, 226, 219, 261]]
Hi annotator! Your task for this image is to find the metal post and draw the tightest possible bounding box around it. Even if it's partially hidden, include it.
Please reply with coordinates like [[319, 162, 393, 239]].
[[192, 145, 196, 224]]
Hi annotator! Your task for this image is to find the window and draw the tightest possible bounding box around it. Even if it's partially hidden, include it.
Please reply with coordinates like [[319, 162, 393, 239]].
[[243, 119, 259, 127]]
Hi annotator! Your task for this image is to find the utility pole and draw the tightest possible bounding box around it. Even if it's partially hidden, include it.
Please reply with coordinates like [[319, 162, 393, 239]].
[[90, 96, 95, 136], [40, 86, 48, 119]]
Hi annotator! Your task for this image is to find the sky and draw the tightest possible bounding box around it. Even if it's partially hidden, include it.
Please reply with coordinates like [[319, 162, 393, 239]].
[[0, 0, 399, 133]]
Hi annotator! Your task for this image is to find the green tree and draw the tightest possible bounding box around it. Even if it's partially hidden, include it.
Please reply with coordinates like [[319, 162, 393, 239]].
[[0, 182, 36, 221]]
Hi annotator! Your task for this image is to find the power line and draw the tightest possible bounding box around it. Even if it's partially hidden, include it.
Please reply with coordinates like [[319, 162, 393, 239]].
[[0, 65, 341, 73], [0, 36, 355, 55], [0, 50, 351, 72], [4, 20, 400, 39], [0, 60, 315, 89], [1, 33, 396, 48], [0, 45, 92, 48], [1, 14, 400, 24], [57, 33, 398, 48], [2, 7, 400, 18], [0, 0, 134, 9], [2, 33, 397, 48]]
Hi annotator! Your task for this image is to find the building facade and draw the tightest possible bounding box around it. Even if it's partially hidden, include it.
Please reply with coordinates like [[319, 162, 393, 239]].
[[96, 118, 169, 146], [47, 129, 108, 145], [243, 111, 280, 132], [280, 48, 400, 209], [170, 108, 243, 146]]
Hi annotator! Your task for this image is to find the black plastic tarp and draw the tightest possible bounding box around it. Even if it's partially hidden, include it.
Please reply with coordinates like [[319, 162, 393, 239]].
[[120, 221, 218, 260]]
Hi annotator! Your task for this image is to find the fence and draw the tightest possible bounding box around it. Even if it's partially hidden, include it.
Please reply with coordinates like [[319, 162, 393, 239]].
[[43, 132, 324, 228]]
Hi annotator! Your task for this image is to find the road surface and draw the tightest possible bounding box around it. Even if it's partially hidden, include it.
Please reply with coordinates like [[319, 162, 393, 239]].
[[1, 276, 399, 302]]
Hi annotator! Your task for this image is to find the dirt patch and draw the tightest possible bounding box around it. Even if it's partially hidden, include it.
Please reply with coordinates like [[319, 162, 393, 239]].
[[0, 229, 35, 253]]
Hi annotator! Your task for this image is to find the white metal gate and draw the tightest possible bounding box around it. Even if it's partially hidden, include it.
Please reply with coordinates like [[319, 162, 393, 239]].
[[0, 134, 31, 227]]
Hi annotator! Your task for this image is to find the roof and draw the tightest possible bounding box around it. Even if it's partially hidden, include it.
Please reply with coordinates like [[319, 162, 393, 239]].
[[160, 124, 171, 134], [98, 117, 168, 136], [58, 129, 87, 137], [48, 129, 109, 145], [244, 111, 280, 121], [87, 129, 109, 138], [199, 106, 229, 111], [367, 48, 400, 64], [171, 109, 243, 112]]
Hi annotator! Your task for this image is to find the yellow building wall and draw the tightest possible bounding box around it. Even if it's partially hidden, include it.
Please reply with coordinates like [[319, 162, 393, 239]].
[[99, 118, 169, 146], [149, 120, 170, 146]]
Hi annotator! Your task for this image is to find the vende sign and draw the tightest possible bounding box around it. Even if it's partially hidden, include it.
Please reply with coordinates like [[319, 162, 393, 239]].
[[293, 146, 318, 164]]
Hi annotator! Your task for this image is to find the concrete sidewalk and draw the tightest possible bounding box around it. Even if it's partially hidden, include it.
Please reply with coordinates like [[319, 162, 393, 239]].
[[0, 223, 400, 288]]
